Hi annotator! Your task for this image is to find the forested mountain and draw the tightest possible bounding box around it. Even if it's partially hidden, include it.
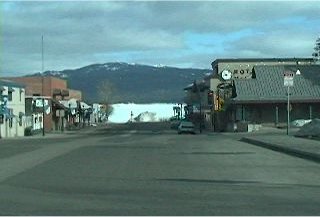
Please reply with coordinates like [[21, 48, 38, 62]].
[[31, 62, 211, 103]]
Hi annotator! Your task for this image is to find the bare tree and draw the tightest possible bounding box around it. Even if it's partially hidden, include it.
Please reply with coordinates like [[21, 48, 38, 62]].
[[97, 80, 115, 104], [97, 80, 116, 121]]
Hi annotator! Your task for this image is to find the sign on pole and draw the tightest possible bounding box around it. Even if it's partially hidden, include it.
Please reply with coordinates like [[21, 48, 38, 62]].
[[283, 71, 294, 136], [284, 72, 294, 87]]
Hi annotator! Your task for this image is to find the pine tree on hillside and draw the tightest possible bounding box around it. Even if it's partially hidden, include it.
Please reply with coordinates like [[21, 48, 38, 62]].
[[313, 36, 320, 63]]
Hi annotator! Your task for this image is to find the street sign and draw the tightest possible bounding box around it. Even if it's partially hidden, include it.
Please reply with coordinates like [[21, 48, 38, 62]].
[[35, 99, 49, 107], [284, 72, 294, 87]]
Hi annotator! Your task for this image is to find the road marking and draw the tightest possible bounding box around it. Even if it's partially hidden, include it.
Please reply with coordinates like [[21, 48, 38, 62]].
[[119, 130, 137, 137]]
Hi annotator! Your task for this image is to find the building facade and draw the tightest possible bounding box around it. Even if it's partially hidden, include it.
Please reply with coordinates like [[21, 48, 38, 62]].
[[0, 80, 26, 138], [5, 76, 82, 132]]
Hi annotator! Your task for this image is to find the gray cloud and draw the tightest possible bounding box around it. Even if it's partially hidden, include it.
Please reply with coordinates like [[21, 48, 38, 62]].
[[1, 1, 319, 75]]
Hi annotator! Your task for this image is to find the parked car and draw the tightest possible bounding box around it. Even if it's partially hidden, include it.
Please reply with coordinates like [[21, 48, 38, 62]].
[[178, 121, 195, 134]]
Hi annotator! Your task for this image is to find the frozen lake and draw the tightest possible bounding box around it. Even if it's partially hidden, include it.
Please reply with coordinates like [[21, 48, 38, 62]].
[[108, 103, 180, 123]]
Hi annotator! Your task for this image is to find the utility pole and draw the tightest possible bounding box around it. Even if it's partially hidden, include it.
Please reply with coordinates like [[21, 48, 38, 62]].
[[312, 36, 320, 64], [0, 94, 2, 139], [42, 35, 45, 136], [287, 85, 290, 135], [42, 35, 44, 74]]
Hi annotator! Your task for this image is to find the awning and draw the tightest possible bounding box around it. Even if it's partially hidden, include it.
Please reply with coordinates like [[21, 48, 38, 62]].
[[5, 114, 16, 118], [60, 98, 78, 109], [80, 102, 91, 110], [52, 99, 67, 109]]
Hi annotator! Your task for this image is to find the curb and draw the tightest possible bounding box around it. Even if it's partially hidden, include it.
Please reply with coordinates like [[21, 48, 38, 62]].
[[240, 137, 320, 164]]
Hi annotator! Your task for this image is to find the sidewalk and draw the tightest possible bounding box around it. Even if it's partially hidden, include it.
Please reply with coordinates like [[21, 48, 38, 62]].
[[1, 127, 96, 140], [241, 134, 320, 163]]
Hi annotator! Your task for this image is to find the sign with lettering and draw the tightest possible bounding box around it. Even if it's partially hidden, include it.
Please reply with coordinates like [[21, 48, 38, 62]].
[[284, 72, 294, 87], [232, 68, 252, 79], [35, 99, 49, 107]]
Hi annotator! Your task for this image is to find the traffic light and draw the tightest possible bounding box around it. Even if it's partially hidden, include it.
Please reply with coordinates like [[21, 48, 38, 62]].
[[207, 91, 214, 105], [214, 94, 224, 111]]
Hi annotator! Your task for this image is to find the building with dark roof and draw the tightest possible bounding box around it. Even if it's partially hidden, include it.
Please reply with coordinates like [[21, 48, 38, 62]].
[[216, 64, 320, 131], [210, 58, 314, 81], [232, 65, 320, 104], [184, 58, 320, 132]]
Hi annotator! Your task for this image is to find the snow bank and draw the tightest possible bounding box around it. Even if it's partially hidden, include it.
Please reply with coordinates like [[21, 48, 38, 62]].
[[134, 111, 157, 122], [295, 119, 320, 137], [108, 103, 179, 123]]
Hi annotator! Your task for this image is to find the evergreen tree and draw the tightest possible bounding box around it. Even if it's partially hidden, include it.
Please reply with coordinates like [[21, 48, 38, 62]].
[[313, 36, 320, 63]]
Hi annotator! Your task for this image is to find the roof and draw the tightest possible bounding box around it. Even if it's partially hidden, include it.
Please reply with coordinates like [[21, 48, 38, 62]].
[[231, 65, 320, 104], [0, 79, 25, 88], [211, 58, 314, 67]]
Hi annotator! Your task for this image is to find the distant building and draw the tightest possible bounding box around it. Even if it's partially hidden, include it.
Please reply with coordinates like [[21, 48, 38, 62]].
[[0, 79, 26, 138]]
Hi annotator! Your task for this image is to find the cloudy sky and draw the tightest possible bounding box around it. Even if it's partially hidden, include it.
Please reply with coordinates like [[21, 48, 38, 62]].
[[1, 1, 319, 76]]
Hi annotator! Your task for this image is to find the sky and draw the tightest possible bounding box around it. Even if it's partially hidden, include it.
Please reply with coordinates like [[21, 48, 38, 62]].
[[1, 1, 320, 76]]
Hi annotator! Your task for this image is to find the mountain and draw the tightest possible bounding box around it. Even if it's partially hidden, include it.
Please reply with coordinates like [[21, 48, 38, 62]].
[[32, 62, 211, 103]]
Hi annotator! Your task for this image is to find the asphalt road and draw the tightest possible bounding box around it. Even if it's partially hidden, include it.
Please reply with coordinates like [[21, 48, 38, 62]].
[[1, 123, 320, 215]]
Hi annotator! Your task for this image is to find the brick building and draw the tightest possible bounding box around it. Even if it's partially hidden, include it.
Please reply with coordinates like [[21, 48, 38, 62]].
[[4, 76, 82, 100]]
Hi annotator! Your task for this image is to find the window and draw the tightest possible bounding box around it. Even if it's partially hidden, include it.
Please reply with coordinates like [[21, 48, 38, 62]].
[[19, 117, 22, 126], [9, 118, 13, 128], [19, 89, 23, 102], [8, 91, 12, 101]]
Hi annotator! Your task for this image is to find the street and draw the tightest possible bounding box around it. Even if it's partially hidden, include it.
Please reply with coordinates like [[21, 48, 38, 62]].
[[1, 123, 320, 215]]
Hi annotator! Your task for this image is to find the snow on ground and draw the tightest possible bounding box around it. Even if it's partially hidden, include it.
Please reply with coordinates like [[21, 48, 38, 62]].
[[108, 103, 179, 123]]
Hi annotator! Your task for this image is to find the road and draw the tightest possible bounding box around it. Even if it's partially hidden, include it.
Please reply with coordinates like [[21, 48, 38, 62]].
[[1, 123, 320, 215]]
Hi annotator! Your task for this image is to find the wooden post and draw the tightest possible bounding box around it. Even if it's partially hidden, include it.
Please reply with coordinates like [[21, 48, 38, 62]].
[[241, 105, 245, 121], [309, 105, 313, 120], [275, 106, 279, 127]]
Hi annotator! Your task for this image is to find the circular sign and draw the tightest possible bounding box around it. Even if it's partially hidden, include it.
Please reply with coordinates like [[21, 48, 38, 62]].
[[221, 70, 232, 80]]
